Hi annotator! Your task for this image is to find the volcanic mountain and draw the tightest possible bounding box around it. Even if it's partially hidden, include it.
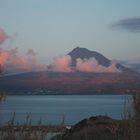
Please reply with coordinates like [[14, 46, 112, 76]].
[[68, 47, 133, 73], [0, 47, 139, 94], [68, 47, 111, 67]]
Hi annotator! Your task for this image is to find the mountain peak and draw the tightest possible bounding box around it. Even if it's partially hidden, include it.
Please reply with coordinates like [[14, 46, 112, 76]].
[[68, 47, 135, 73], [68, 47, 111, 67], [71, 47, 94, 53]]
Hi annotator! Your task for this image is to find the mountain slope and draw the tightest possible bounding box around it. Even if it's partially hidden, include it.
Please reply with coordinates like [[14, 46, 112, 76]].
[[0, 71, 140, 94], [68, 47, 134, 73], [68, 47, 111, 67], [0, 47, 139, 94]]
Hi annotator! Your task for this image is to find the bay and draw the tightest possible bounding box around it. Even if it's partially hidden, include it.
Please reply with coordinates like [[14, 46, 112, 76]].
[[0, 95, 131, 125]]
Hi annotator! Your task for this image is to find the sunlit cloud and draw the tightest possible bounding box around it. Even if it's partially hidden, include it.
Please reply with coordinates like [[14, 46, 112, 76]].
[[48, 55, 121, 73], [27, 49, 36, 56], [76, 58, 120, 73], [50, 55, 72, 72], [0, 48, 46, 73], [0, 28, 46, 74], [0, 28, 9, 44]]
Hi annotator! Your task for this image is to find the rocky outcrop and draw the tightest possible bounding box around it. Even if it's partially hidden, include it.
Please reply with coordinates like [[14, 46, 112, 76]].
[[52, 115, 119, 140]]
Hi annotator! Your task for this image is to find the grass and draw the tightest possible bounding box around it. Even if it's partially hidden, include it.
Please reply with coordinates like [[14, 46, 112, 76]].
[[0, 93, 7, 102], [0, 112, 66, 140], [0, 92, 140, 140], [0, 93, 66, 140], [51, 92, 140, 140]]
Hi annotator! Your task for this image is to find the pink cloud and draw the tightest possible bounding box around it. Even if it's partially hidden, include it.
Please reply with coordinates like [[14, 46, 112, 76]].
[[0, 28, 46, 73], [0, 48, 46, 73], [51, 55, 72, 72], [27, 49, 36, 56], [76, 58, 120, 73], [0, 49, 10, 65], [26, 49, 37, 63], [0, 28, 9, 45]]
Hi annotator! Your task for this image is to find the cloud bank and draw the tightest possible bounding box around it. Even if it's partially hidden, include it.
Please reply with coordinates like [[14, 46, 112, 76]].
[[0, 29, 46, 74], [49, 55, 120, 73], [0, 48, 46, 73], [0, 28, 9, 44], [76, 58, 120, 73], [50, 55, 72, 72], [0, 28, 121, 74], [111, 17, 140, 33]]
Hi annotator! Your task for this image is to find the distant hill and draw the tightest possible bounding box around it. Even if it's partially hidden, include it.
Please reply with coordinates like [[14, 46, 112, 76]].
[[68, 47, 134, 73], [125, 63, 140, 72], [0, 47, 139, 95], [68, 47, 111, 67], [0, 71, 140, 94]]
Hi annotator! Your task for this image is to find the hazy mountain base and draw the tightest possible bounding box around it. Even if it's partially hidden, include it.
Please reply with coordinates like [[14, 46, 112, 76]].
[[0, 47, 139, 95], [0, 72, 140, 95]]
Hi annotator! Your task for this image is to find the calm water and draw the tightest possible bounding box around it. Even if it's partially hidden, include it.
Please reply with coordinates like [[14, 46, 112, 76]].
[[0, 95, 131, 125]]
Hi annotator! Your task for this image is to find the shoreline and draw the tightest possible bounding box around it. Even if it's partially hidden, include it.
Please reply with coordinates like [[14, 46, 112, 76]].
[[0, 93, 132, 96]]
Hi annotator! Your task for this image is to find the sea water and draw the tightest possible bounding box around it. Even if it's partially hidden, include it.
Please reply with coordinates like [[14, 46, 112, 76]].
[[0, 95, 132, 125]]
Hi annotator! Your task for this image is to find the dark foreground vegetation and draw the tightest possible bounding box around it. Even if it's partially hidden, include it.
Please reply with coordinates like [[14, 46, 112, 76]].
[[53, 93, 139, 140], [0, 93, 140, 140]]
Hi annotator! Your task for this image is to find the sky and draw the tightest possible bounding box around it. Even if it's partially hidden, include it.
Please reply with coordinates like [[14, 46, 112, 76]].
[[0, 0, 140, 64]]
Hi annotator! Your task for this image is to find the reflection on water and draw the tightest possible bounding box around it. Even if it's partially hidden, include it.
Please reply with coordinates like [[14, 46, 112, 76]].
[[0, 95, 131, 125]]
